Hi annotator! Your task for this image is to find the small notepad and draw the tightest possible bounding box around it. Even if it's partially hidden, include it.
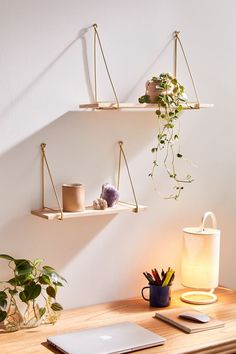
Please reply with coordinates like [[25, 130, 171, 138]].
[[155, 307, 224, 333]]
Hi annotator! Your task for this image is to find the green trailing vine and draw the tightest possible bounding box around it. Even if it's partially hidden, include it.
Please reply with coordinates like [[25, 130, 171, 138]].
[[139, 73, 193, 200]]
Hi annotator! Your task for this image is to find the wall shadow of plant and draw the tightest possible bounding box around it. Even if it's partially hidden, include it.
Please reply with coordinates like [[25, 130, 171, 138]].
[[0, 25, 94, 120]]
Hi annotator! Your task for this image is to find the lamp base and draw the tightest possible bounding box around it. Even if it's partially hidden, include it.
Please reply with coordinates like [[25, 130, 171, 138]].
[[180, 290, 217, 305]]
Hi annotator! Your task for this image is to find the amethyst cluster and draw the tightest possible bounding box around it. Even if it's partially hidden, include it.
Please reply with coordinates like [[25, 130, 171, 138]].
[[100, 183, 119, 207]]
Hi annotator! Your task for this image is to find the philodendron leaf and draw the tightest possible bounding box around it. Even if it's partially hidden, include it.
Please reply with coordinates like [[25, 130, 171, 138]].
[[20, 282, 42, 302], [0, 309, 7, 322], [0, 291, 7, 300], [0, 299, 7, 308], [39, 307, 46, 318], [43, 266, 56, 274], [53, 281, 63, 287], [8, 278, 17, 286], [46, 286, 56, 299], [19, 291, 27, 303], [43, 266, 67, 283], [15, 259, 33, 275], [27, 283, 41, 300], [0, 254, 14, 261], [33, 258, 43, 268], [51, 302, 63, 311], [39, 275, 51, 285], [8, 273, 34, 286]]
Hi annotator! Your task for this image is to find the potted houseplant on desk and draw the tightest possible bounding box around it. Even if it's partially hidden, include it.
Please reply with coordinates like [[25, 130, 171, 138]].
[[139, 73, 194, 200], [0, 254, 66, 331]]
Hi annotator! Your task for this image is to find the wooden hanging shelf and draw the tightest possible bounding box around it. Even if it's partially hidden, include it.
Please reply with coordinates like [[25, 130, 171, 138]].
[[31, 202, 147, 220], [31, 142, 146, 221], [79, 102, 213, 110], [82, 26, 213, 113]]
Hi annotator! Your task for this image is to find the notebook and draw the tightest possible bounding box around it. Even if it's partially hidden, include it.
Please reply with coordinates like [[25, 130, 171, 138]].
[[155, 307, 224, 334], [47, 321, 166, 354]]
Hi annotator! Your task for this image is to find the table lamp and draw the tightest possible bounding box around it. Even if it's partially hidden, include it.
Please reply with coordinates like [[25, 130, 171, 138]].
[[180, 211, 220, 304]]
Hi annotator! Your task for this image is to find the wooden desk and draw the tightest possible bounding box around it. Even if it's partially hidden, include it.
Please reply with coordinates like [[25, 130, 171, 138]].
[[1, 287, 236, 354]]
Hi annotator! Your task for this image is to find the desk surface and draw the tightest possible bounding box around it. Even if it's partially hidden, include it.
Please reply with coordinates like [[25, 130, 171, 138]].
[[1, 287, 236, 354]]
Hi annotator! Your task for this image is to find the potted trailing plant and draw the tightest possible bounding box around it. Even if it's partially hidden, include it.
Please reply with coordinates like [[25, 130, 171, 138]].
[[0, 254, 66, 331], [139, 73, 193, 199]]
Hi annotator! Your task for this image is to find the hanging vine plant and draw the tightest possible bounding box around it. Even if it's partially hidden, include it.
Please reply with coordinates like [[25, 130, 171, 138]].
[[139, 73, 193, 200]]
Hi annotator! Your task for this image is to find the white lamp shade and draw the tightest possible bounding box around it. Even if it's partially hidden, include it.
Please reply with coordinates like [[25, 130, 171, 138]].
[[181, 227, 220, 289]]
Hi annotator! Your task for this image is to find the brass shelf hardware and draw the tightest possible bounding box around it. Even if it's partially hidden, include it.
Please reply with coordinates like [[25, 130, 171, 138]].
[[31, 142, 147, 221]]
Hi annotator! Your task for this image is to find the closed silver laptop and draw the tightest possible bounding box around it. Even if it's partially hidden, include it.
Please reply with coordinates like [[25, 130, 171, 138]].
[[47, 321, 166, 354]]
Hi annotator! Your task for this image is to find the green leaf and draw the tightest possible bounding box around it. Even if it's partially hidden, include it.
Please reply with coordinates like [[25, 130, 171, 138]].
[[8, 289, 18, 296], [8, 277, 17, 286], [43, 266, 56, 274], [19, 291, 27, 303], [20, 282, 42, 302], [0, 299, 7, 308], [8, 273, 34, 286], [28, 283, 41, 300], [39, 275, 51, 285], [155, 109, 161, 116], [176, 105, 183, 112], [15, 259, 33, 275], [0, 291, 7, 300], [33, 258, 43, 268], [53, 281, 63, 287], [43, 267, 67, 284], [138, 96, 145, 104], [138, 95, 150, 104], [39, 307, 46, 318], [51, 302, 63, 312], [0, 309, 7, 322], [0, 254, 15, 261], [173, 87, 178, 93], [46, 286, 56, 299], [171, 78, 178, 85]]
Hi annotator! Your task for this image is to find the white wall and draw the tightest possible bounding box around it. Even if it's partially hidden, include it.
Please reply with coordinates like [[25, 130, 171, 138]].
[[0, 0, 235, 309]]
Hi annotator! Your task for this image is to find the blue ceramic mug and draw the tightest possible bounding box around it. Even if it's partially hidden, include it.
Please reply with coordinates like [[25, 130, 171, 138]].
[[141, 284, 170, 307]]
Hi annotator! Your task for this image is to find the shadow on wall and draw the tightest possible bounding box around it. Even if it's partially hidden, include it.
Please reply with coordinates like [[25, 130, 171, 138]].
[[0, 23, 174, 158], [0, 108, 156, 270], [0, 214, 116, 277], [0, 25, 94, 122]]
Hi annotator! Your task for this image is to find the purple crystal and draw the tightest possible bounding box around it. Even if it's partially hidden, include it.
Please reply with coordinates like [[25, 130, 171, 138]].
[[100, 183, 119, 207]]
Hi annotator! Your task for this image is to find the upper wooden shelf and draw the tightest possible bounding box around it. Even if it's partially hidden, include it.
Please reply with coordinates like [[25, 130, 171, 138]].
[[79, 102, 214, 110], [31, 202, 147, 220]]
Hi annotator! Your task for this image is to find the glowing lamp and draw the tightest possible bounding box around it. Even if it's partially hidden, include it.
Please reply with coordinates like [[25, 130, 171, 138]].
[[180, 211, 220, 305]]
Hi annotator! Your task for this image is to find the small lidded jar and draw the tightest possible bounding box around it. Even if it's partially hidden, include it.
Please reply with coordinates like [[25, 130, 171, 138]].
[[62, 184, 85, 212]]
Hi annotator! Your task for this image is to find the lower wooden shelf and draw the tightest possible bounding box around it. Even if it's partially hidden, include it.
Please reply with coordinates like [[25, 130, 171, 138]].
[[31, 202, 147, 220]]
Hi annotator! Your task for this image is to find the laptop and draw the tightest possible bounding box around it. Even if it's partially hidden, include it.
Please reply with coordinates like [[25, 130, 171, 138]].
[[47, 321, 166, 354]]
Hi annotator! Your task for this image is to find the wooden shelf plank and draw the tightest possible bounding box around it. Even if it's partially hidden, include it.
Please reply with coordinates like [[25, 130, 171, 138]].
[[31, 202, 147, 220], [79, 102, 214, 110]]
